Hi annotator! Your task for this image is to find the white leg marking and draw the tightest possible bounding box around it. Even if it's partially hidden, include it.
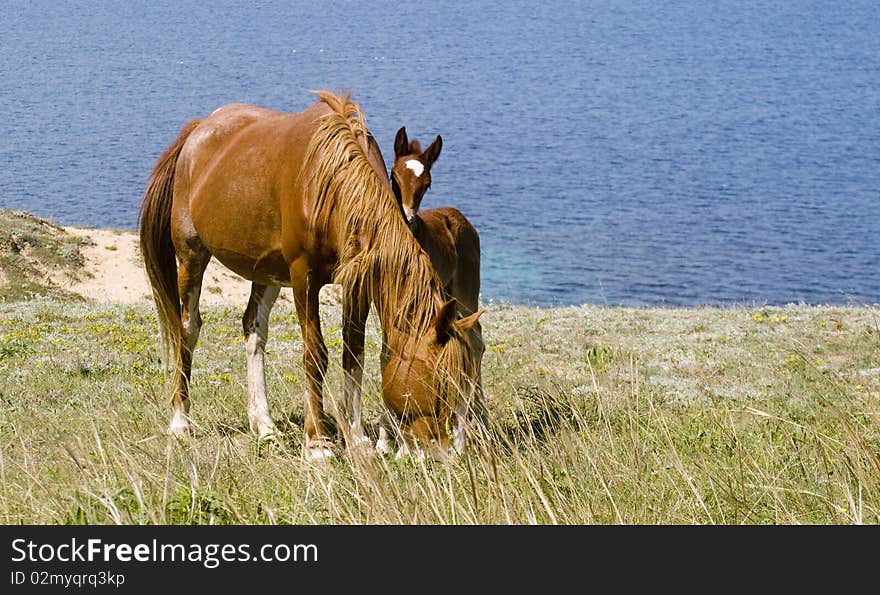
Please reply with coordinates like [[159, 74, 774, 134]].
[[375, 410, 395, 455], [453, 400, 468, 455], [395, 443, 426, 462], [168, 409, 190, 438], [246, 286, 280, 440], [304, 435, 335, 463], [376, 428, 392, 455]]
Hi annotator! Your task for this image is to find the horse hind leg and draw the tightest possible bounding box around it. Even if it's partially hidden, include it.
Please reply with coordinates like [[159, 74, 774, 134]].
[[243, 283, 281, 441], [168, 248, 210, 438]]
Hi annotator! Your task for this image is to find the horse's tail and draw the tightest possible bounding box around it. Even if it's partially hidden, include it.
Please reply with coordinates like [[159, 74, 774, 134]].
[[138, 119, 201, 373]]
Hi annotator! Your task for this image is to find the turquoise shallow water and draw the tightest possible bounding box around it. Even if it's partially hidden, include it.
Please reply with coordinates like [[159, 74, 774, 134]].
[[2, 0, 878, 306]]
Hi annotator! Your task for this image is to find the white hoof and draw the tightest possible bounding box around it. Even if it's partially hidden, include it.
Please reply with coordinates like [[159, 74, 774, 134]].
[[256, 431, 283, 454], [252, 417, 279, 442], [167, 413, 191, 439], [375, 426, 393, 456], [347, 432, 373, 453], [395, 446, 425, 462], [304, 439, 334, 463], [376, 437, 392, 456]]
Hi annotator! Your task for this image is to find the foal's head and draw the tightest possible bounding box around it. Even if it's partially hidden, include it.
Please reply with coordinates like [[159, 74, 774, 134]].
[[391, 126, 442, 224]]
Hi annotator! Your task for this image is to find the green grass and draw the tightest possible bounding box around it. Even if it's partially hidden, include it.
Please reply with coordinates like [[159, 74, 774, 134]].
[[1, 298, 878, 524]]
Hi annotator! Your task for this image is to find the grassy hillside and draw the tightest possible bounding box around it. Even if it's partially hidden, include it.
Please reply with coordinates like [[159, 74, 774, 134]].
[[0, 210, 878, 524], [0, 209, 92, 301]]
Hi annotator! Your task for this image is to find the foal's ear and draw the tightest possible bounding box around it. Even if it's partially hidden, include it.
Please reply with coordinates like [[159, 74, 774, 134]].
[[394, 127, 409, 158], [423, 135, 443, 168], [434, 298, 459, 345], [455, 310, 482, 333]]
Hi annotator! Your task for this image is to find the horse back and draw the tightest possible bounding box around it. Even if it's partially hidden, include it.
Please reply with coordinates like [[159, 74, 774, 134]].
[[415, 207, 481, 314], [171, 101, 334, 285]]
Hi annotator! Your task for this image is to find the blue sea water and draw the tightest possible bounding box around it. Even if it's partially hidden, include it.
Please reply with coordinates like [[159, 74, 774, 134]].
[[1, 0, 878, 306]]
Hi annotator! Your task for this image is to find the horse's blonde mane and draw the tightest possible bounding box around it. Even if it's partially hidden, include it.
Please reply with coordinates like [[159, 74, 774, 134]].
[[302, 91, 442, 334], [312, 90, 369, 139], [299, 91, 475, 403]]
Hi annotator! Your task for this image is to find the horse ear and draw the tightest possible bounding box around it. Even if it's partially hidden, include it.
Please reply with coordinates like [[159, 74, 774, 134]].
[[455, 310, 482, 333], [394, 127, 409, 158], [423, 135, 442, 168], [434, 298, 458, 345]]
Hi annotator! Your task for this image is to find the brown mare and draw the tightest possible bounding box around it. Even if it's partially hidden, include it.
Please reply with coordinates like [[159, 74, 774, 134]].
[[377, 126, 486, 454], [138, 92, 481, 461]]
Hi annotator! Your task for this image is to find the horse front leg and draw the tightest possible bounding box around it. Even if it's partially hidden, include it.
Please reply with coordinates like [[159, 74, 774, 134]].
[[470, 320, 488, 432], [341, 293, 371, 452], [242, 283, 281, 441], [375, 408, 395, 455], [291, 266, 332, 462], [375, 330, 396, 454]]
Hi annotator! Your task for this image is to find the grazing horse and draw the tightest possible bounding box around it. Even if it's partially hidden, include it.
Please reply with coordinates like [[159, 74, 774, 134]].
[[138, 91, 481, 461], [376, 126, 486, 456]]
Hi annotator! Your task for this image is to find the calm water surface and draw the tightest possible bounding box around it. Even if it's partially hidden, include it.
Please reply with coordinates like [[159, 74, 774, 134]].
[[2, 0, 878, 306]]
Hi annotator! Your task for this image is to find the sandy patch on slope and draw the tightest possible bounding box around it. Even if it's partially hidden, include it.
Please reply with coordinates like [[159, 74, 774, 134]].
[[59, 227, 339, 307]]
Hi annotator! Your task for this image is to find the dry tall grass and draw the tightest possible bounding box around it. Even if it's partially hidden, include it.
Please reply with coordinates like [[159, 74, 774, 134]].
[[1, 299, 878, 524]]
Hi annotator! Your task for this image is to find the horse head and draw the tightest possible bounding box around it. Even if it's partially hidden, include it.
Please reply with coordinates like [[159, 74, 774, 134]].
[[391, 126, 442, 224], [380, 297, 482, 456]]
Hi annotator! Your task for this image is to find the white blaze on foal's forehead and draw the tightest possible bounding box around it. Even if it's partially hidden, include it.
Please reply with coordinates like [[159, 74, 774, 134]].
[[405, 159, 425, 177]]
